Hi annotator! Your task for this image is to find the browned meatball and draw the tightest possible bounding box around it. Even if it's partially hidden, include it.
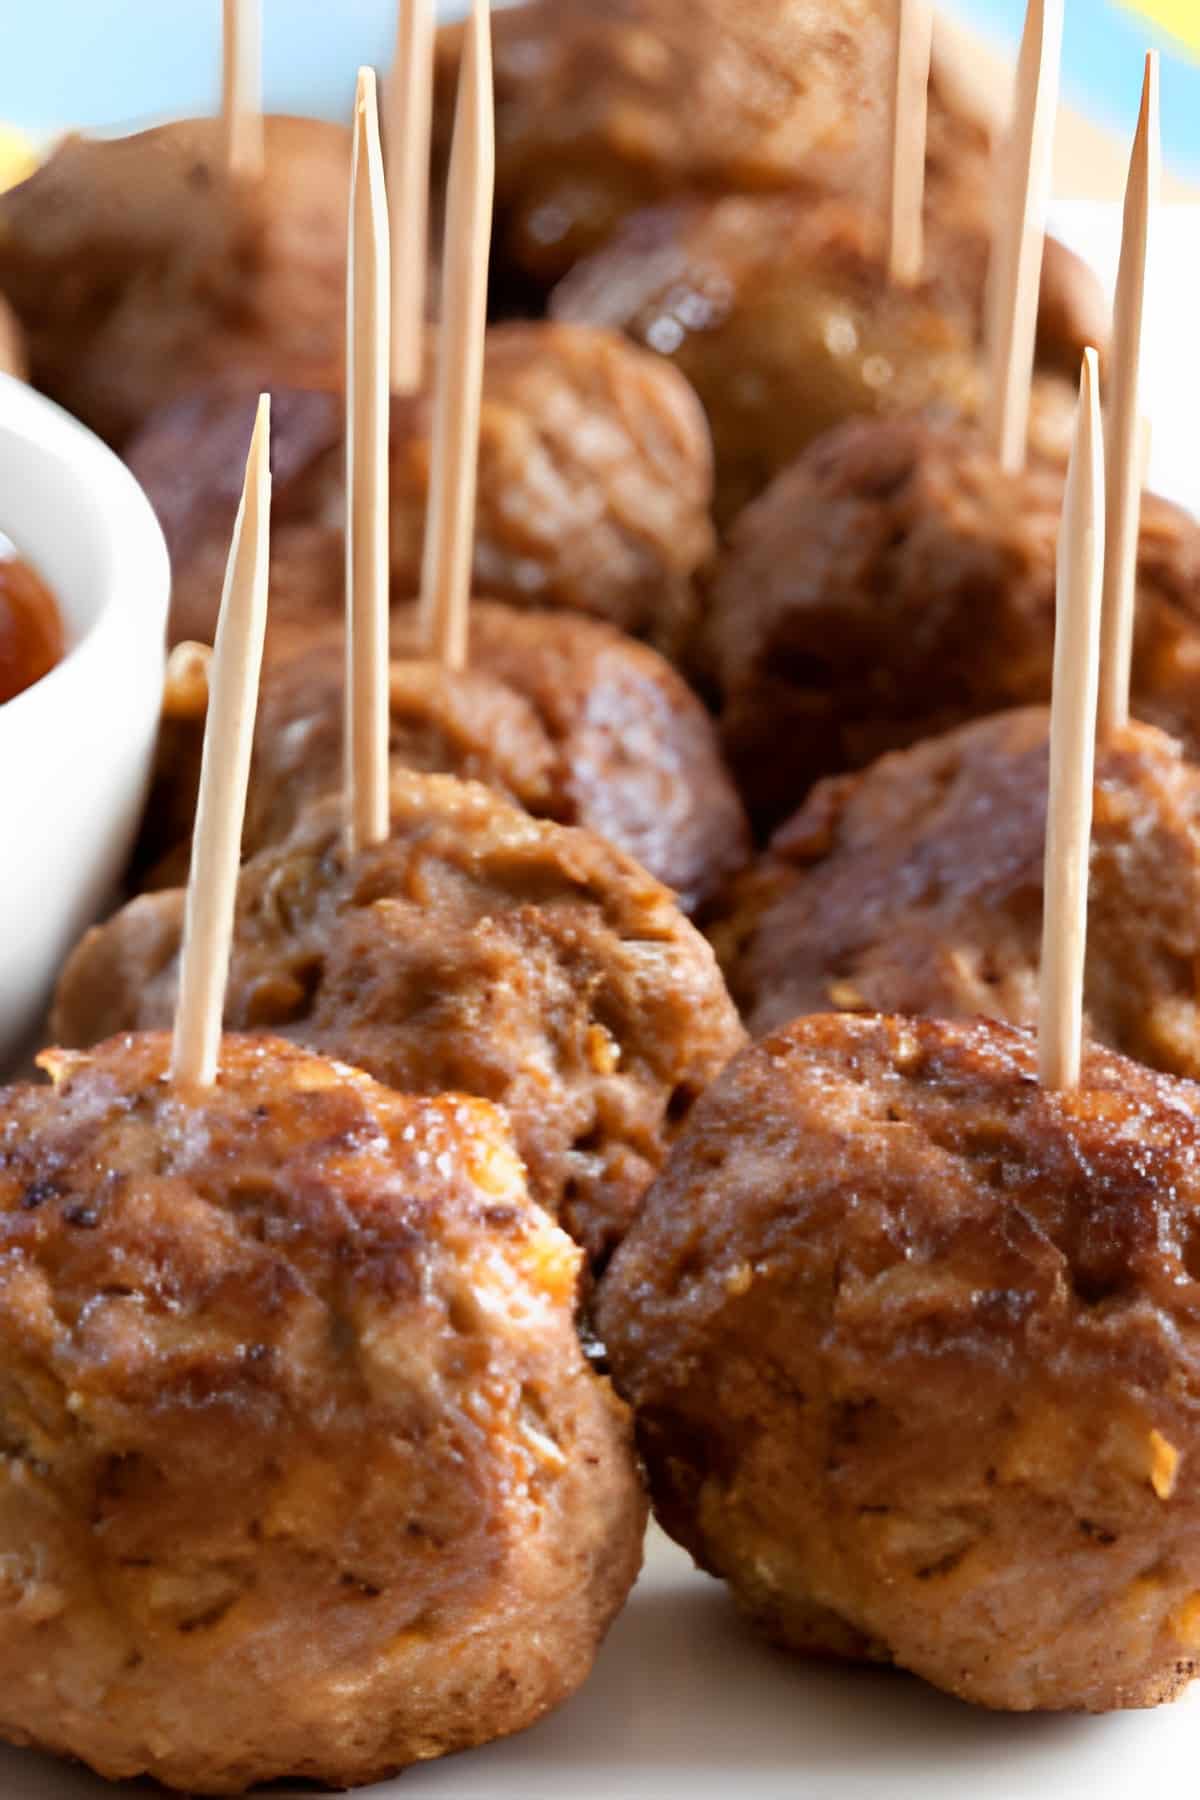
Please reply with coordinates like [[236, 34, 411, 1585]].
[[244, 633, 558, 854], [124, 320, 715, 654], [123, 385, 347, 647], [54, 772, 747, 1266], [0, 294, 24, 380], [433, 0, 1005, 294], [457, 602, 750, 911], [0, 1032, 645, 1792], [137, 600, 749, 914], [134, 624, 560, 892], [0, 118, 350, 445], [705, 416, 1200, 830], [553, 194, 1099, 524], [718, 710, 1200, 1076], [598, 1011, 1200, 1712]]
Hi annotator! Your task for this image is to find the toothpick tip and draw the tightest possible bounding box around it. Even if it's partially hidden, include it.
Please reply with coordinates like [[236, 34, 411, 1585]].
[[355, 65, 379, 115]]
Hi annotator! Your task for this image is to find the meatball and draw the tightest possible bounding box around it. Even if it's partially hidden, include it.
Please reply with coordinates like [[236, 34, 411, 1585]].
[[553, 194, 1100, 524], [0, 1031, 645, 1792], [124, 320, 716, 654], [134, 624, 560, 892], [597, 1011, 1200, 1712], [136, 600, 750, 914], [0, 118, 350, 445], [54, 772, 747, 1266], [0, 294, 24, 380], [123, 384, 347, 647], [704, 416, 1200, 831], [454, 602, 750, 912], [433, 0, 1003, 295], [718, 709, 1200, 1076]]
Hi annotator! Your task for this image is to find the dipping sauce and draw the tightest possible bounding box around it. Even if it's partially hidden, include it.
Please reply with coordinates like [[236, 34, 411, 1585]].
[[0, 534, 63, 703]]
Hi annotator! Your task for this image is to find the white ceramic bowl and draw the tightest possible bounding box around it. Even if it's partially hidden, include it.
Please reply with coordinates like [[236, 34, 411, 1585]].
[[0, 373, 169, 1066]]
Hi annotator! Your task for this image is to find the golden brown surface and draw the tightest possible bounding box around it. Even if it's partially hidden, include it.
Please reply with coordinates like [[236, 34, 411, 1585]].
[[244, 634, 559, 859], [718, 711, 1200, 1077], [133, 622, 559, 892], [433, 0, 998, 293], [55, 774, 747, 1267], [597, 1011, 1200, 1712], [0, 549, 62, 703], [124, 320, 715, 654], [0, 1032, 645, 1792], [704, 416, 1200, 831], [0, 117, 350, 445], [137, 600, 749, 914], [457, 602, 750, 913]]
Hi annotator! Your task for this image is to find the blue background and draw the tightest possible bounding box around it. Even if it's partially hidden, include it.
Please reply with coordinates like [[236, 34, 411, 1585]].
[[0, 2, 1196, 177], [968, 1, 1199, 174]]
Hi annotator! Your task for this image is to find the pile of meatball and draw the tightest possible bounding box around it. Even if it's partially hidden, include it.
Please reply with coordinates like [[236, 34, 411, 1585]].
[[4, 2, 1200, 1792]]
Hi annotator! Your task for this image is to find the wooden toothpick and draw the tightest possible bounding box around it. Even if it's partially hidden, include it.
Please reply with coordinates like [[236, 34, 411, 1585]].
[[345, 68, 392, 853], [1039, 349, 1104, 1092], [386, 0, 435, 393], [983, 0, 1063, 474], [417, 0, 493, 672], [1097, 52, 1160, 737], [171, 395, 271, 1088], [887, 0, 934, 287], [222, 0, 265, 179]]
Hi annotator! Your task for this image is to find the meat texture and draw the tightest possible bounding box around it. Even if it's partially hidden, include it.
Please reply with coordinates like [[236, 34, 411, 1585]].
[[598, 1011, 1200, 1712], [455, 602, 750, 912], [133, 626, 560, 892], [553, 194, 1101, 523], [704, 416, 1200, 830], [54, 773, 747, 1267], [123, 320, 715, 655], [0, 1033, 645, 1792], [718, 710, 1200, 1078], [0, 118, 350, 445], [433, 0, 1012, 294], [137, 601, 750, 915]]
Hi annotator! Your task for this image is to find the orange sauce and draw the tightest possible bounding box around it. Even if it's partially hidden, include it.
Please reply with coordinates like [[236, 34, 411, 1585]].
[[0, 537, 63, 704]]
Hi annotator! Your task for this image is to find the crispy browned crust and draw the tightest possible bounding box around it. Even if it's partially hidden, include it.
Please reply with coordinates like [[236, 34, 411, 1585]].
[[0, 118, 350, 446], [0, 1032, 645, 1791], [136, 599, 749, 916], [598, 1012, 1200, 1712], [456, 602, 750, 914], [704, 416, 1200, 830], [394, 322, 716, 655], [124, 319, 715, 654], [55, 773, 746, 1267], [553, 194, 1089, 526], [434, 0, 996, 293], [718, 710, 1200, 1078], [243, 628, 561, 863]]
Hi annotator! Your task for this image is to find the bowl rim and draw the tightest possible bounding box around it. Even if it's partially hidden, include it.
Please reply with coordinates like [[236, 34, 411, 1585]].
[[0, 371, 169, 723]]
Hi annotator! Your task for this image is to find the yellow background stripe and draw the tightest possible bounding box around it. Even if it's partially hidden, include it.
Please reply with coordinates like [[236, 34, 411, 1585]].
[[1119, 1, 1200, 54]]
